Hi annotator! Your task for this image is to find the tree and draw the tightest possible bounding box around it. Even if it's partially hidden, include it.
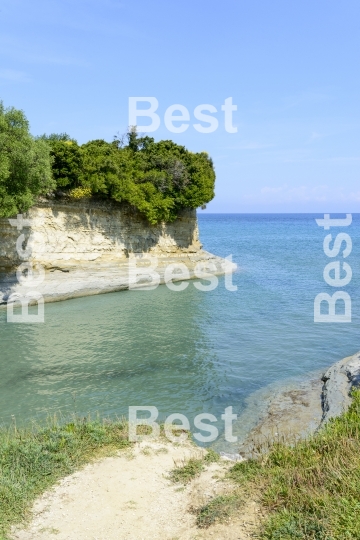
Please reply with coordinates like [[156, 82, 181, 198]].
[[0, 103, 54, 218], [0, 105, 216, 224], [81, 139, 122, 195], [40, 134, 83, 189]]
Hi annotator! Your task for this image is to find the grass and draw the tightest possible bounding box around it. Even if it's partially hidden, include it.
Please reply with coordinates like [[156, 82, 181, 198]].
[[196, 494, 239, 528], [194, 389, 360, 538], [4, 390, 360, 539], [169, 457, 205, 484], [0, 417, 190, 538], [169, 447, 220, 484], [0, 416, 131, 539]]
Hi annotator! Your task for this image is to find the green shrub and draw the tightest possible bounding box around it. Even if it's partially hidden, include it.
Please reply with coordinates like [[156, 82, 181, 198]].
[[169, 458, 205, 484], [196, 495, 239, 528], [45, 134, 83, 189], [0, 102, 54, 217], [45, 129, 216, 224], [1, 102, 215, 224]]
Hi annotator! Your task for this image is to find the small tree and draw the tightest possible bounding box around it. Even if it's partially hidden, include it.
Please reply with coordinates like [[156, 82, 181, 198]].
[[0, 103, 54, 217], [44, 137, 83, 189]]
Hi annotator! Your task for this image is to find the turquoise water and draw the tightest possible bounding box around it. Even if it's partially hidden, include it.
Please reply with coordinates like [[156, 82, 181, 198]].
[[0, 214, 359, 446]]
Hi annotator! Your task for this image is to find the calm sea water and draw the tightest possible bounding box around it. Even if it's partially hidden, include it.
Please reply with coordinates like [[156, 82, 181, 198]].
[[0, 214, 359, 448]]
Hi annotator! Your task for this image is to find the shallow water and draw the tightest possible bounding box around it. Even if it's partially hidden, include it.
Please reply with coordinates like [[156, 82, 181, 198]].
[[1, 214, 359, 448]]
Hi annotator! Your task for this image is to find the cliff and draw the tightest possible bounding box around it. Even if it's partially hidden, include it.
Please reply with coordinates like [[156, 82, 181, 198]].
[[0, 199, 229, 305]]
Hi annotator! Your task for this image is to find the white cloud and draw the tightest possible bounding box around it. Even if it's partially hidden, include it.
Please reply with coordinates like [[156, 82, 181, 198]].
[[0, 35, 89, 67], [261, 184, 287, 194], [308, 131, 323, 142], [0, 69, 30, 82], [348, 191, 360, 202]]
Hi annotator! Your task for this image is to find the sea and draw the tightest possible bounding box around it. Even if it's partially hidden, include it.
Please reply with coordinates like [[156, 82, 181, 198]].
[[1, 214, 359, 450]]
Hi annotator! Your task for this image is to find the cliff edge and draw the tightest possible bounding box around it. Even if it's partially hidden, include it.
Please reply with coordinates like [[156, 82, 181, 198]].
[[0, 200, 231, 305]]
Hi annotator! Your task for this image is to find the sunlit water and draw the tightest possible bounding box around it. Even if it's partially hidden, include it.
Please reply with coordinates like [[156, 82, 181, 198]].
[[1, 214, 359, 449]]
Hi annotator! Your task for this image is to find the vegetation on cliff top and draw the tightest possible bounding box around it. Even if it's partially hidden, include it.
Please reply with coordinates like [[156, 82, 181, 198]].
[[0, 102, 215, 223], [0, 103, 54, 219]]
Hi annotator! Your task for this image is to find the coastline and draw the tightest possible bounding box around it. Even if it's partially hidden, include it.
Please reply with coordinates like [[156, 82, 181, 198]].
[[233, 351, 360, 458], [5, 351, 360, 539], [0, 200, 232, 307]]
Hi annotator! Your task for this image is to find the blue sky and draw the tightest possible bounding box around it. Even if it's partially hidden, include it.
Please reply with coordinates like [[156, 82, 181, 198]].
[[0, 0, 359, 212]]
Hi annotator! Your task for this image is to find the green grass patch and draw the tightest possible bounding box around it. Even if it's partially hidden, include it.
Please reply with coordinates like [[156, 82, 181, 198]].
[[0, 416, 131, 538], [169, 457, 205, 484], [217, 388, 360, 539], [196, 494, 239, 528], [169, 448, 220, 484], [203, 448, 220, 464]]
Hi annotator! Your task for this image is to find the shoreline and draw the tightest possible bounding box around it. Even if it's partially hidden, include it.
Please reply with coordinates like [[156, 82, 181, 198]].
[[0, 201, 232, 307], [2, 351, 360, 539], [0, 249, 231, 308], [234, 351, 360, 458]]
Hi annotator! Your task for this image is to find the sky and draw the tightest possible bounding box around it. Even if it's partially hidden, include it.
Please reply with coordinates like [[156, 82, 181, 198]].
[[0, 0, 359, 212]]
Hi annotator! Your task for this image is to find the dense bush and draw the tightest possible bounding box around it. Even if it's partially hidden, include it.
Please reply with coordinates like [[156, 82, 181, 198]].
[[45, 133, 83, 189], [45, 130, 216, 224], [0, 103, 54, 218], [0, 103, 216, 223]]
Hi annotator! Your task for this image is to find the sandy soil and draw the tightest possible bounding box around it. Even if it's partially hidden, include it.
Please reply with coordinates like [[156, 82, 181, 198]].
[[11, 441, 261, 540]]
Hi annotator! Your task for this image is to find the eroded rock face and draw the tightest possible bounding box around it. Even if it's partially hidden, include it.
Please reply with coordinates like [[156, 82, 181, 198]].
[[0, 200, 202, 269], [321, 351, 360, 425], [0, 200, 229, 304]]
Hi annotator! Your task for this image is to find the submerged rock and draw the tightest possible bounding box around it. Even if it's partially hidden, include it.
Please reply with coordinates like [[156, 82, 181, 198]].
[[239, 376, 323, 458], [239, 351, 360, 458]]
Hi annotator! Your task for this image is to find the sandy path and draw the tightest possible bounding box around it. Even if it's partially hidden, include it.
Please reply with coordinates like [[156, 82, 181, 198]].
[[11, 441, 261, 540]]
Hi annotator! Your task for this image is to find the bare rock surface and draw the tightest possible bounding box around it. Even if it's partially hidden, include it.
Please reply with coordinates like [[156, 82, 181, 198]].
[[239, 375, 324, 457], [0, 200, 231, 305], [239, 351, 360, 458], [321, 351, 360, 425]]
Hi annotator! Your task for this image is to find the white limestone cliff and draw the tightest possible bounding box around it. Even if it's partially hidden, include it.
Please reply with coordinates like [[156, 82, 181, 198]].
[[0, 199, 231, 305]]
